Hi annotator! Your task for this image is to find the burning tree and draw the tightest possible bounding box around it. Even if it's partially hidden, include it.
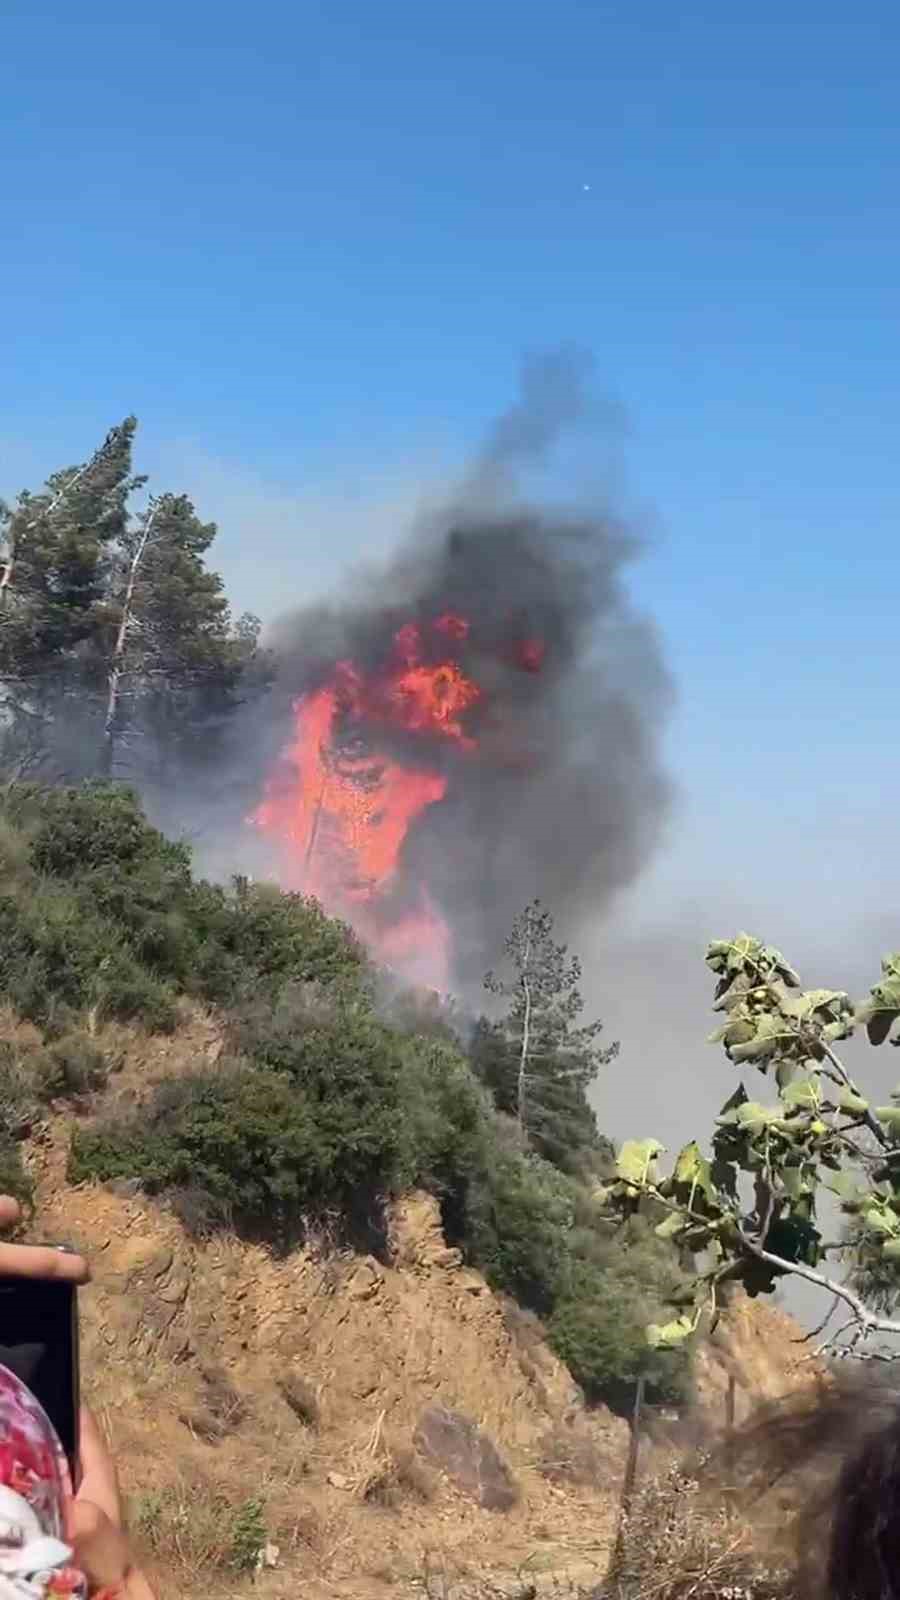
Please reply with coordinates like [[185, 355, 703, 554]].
[[599, 933, 900, 1359], [254, 613, 490, 991], [477, 900, 618, 1174]]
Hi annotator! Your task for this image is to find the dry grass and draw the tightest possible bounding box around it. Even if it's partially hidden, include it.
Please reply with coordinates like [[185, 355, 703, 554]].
[[130, 1473, 266, 1582], [177, 1365, 248, 1445], [536, 1424, 606, 1487], [605, 1463, 789, 1600], [341, 1410, 437, 1508], [277, 1371, 321, 1429]]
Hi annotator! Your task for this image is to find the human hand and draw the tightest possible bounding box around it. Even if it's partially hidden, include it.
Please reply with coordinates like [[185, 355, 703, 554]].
[[0, 1197, 89, 1285]]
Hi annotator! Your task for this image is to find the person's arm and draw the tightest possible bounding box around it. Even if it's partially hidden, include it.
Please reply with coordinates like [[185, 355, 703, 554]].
[[0, 1198, 157, 1598], [68, 1407, 158, 1599]]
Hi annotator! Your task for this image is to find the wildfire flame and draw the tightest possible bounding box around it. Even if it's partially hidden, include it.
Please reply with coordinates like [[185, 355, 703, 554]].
[[253, 612, 543, 988]]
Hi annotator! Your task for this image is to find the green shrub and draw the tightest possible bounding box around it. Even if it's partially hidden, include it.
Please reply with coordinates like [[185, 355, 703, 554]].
[[133, 1480, 267, 1579], [44, 1032, 109, 1099], [0, 1137, 34, 1213], [0, 889, 178, 1032], [395, 1037, 491, 1194], [548, 1264, 690, 1410], [0, 786, 366, 1032], [0, 1045, 43, 1137], [228, 1497, 266, 1573], [23, 784, 191, 883], [202, 879, 368, 1000], [69, 1064, 327, 1231], [462, 1151, 576, 1315]]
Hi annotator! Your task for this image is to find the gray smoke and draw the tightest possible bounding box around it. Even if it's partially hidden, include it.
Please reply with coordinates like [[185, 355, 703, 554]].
[[211, 353, 673, 990]]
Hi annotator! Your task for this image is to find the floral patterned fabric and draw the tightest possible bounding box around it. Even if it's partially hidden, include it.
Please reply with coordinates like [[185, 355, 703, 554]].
[[0, 1363, 86, 1598]]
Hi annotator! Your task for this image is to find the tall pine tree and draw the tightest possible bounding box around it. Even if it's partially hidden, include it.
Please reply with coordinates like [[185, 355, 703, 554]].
[[0, 420, 264, 783], [476, 900, 618, 1174], [0, 419, 138, 778]]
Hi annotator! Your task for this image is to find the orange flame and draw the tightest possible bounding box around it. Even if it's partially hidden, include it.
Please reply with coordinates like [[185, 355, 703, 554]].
[[254, 613, 547, 987], [253, 619, 482, 989]]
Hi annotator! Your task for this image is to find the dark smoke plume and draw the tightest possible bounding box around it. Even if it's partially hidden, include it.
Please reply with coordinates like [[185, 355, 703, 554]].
[[225, 353, 673, 989]]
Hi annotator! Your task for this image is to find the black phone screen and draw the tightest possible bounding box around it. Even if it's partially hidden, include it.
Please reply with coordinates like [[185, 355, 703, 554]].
[[0, 1277, 80, 1482]]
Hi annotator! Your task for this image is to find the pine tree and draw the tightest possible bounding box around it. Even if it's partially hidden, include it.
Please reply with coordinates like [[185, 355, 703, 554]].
[[0, 419, 138, 778], [98, 491, 247, 778], [478, 900, 618, 1173], [0, 422, 264, 783]]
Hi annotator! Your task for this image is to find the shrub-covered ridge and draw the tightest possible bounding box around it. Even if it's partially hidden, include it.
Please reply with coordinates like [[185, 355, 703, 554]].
[[0, 782, 690, 1410]]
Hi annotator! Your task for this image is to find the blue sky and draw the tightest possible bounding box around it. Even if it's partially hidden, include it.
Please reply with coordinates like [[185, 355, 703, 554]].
[[3, 1, 899, 1141]]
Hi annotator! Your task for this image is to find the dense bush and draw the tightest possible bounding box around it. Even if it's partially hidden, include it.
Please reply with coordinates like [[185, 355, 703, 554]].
[[460, 1149, 577, 1315], [71, 1064, 339, 1232], [0, 785, 366, 1029], [68, 1026, 490, 1247], [549, 1264, 688, 1409]]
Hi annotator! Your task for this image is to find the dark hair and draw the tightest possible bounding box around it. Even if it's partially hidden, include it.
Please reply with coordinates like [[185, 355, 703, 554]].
[[690, 1371, 900, 1600], [826, 1398, 900, 1600]]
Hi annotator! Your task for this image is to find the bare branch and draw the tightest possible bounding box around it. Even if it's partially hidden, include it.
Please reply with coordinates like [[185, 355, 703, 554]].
[[794, 1293, 839, 1346], [102, 500, 160, 777]]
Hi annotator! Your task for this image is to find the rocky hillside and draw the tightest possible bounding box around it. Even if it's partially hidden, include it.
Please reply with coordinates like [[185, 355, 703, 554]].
[[0, 786, 825, 1598], [27, 1077, 818, 1600]]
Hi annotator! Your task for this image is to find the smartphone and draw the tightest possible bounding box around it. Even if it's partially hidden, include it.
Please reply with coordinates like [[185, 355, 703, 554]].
[[0, 1269, 81, 1484]]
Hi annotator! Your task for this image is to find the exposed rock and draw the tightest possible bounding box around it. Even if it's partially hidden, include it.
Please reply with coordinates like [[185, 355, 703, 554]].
[[414, 1405, 519, 1512], [105, 1178, 142, 1199], [277, 1371, 320, 1428]]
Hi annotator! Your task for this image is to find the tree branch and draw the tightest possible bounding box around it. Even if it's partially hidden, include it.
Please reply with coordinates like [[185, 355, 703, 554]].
[[815, 1035, 889, 1150], [102, 501, 159, 776]]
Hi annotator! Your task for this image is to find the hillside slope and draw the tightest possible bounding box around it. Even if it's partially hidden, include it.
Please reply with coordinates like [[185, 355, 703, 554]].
[[26, 1069, 818, 1600], [0, 785, 824, 1598]]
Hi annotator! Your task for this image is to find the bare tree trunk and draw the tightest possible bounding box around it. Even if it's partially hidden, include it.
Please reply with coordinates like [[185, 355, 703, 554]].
[[303, 776, 329, 886], [0, 526, 21, 612], [517, 933, 532, 1132], [609, 1374, 646, 1581], [101, 503, 157, 778]]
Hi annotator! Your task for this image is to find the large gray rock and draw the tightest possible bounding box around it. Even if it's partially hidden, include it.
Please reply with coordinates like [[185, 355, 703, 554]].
[[413, 1405, 518, 1512]]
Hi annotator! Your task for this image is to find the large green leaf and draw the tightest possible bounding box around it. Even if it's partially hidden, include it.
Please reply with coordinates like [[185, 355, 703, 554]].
[[780, 1167, 814, 1203], [646, 1312, 697, 1349], [858, 1195, 900, 1237], [857, 955, 900, 1046], [875, 1106, 900, 1133], [837, 1089, 869, 1116], [735, 1101, 782, 1133], [655, 1211, 686, 1241], [823, 1170, 866, 1208], [615, 1138, 665, 1187], [706, 936, 800, 994], [782, 1076, 821, 1111], [669, 1140, 716, 1206]]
